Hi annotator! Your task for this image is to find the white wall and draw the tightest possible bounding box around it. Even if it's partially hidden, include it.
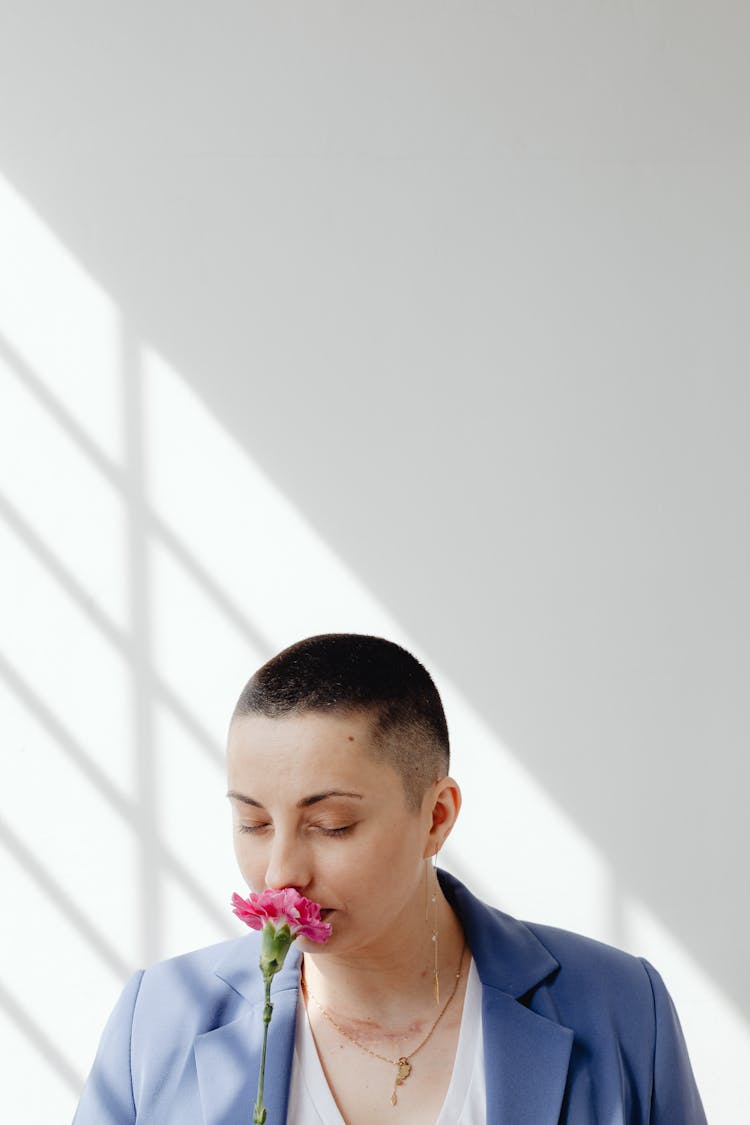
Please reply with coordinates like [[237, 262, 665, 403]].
[[1, 4, 748, 1121]]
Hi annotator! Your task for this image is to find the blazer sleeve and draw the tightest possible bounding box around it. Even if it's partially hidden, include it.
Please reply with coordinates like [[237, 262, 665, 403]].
[[640, 959, 707, 1124], [72, 970, 144, 1125]]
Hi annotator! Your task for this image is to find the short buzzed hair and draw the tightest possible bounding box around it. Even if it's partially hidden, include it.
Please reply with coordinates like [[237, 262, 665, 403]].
[[232, 634, 449, 810]]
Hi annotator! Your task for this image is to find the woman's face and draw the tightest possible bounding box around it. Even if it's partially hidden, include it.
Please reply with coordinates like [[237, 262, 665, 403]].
[[227, 710, 438, 961]]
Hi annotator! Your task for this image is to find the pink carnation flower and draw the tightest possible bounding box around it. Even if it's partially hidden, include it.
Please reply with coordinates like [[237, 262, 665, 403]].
[[232, 887, 332, 943], [232, 888, 331, 1122]]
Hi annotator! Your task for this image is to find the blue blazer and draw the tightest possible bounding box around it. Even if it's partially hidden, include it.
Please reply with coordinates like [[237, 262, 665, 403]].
[[74, 871, 707, 1123]]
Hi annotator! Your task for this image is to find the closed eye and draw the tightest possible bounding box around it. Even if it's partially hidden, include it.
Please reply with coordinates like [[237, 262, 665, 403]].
[[237, 824, 353, 836]]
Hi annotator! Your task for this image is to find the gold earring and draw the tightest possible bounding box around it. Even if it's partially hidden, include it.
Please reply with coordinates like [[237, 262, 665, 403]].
[[431, 854, 440, 1005]]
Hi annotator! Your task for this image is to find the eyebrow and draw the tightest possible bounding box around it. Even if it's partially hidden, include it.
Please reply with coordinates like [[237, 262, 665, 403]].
[[226, 789, 364, 809]]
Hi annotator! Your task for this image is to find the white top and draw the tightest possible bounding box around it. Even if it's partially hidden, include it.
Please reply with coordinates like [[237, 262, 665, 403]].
[[287, 958, 487, 1124]]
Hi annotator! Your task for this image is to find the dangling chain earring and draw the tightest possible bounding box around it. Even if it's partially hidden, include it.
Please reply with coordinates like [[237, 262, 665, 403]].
[[430, 854, 440, 1005], [423, 854, 441, 1005]]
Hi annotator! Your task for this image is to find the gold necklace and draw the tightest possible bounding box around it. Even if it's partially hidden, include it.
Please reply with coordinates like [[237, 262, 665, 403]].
[[303, 944, 466, 1107]]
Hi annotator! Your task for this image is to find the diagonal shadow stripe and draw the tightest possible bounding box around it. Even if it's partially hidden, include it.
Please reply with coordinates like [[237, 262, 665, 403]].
[[0, 816, 131, 978], [148, 512, 275, 667], [0, 978, 84, 1092], [0, 652, 234, 936], [0, 650, 132, 819], [0, 334, 119, 485], [1, 330, 273, 659], [0, 486, 223, 769]]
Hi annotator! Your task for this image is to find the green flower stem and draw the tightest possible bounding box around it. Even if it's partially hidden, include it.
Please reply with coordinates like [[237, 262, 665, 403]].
[[252, 978, 273, 1124]]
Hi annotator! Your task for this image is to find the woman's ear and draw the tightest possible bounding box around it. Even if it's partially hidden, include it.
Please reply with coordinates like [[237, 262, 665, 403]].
[[423, 776, 462, 857]]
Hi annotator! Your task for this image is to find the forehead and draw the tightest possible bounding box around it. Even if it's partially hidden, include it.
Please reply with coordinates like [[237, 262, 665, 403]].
[[227, 709, 394, 787]]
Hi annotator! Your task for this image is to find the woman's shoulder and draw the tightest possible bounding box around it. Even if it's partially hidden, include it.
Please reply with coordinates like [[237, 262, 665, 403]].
[[142, 932, 256, 980], [523, 917, 651, 979], [441, 870, 661, 1012], [520, 918, 658, 1013], [131, 930, 301, 1023], [127, 933, 263, 1030]]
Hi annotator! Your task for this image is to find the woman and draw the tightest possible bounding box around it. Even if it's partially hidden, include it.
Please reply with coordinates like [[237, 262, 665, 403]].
[[74, 634, 707, 1123]]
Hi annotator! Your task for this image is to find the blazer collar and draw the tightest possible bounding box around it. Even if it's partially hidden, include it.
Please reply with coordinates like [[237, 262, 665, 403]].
[[197, 874, 572, 1125], [194, 940, 301, 1125], [440, 870, 573, 1125], [211, 933, 302, 1007], [438, 869, 559, 996]]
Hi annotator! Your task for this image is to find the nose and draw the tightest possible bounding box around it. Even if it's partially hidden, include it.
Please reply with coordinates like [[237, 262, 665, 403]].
[[264, 830, 311, 893]]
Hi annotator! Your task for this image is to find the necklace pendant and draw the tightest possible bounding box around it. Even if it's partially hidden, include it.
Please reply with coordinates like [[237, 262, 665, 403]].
[[397, 1057, 412, 1082], [391, 1056, 412, 1103]]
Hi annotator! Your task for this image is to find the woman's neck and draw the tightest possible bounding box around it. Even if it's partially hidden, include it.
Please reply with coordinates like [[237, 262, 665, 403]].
[[302, 891, 465, 1024]]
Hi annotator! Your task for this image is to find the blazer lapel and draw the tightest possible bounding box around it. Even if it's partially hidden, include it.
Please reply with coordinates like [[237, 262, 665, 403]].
[[194, 941, 301, 1125], [439, 870, 574, 1125], [482, 986, 573, 1125]]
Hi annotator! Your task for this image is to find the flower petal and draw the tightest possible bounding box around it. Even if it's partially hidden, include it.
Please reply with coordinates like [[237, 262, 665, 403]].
[[231, 888, 332, 942]]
